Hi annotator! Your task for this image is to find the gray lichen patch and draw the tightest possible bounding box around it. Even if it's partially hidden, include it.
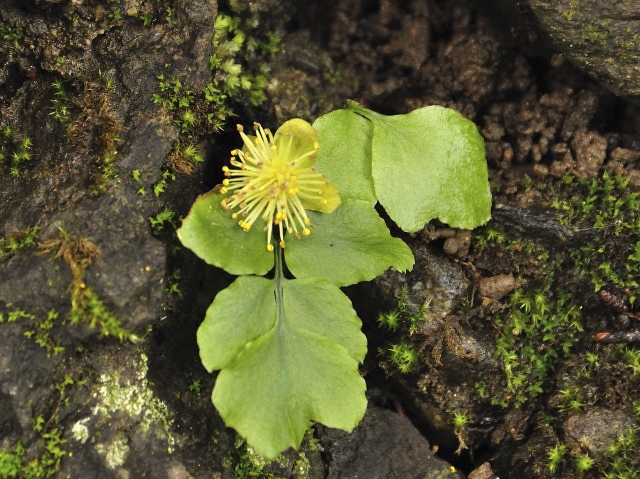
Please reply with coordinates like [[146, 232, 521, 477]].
[[91, 352, 176, 455], [71, 417, 91, 444], [95, 432, 130, 470]]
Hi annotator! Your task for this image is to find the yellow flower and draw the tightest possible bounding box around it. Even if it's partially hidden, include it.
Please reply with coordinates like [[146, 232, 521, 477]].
[[220, 119, 340, 251]]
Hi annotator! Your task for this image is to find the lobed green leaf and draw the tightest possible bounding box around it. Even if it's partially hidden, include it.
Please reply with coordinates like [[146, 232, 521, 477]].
[[285, 198, 414, 286], [313, 109, 376, 204], [199, 276, 367, 458], [177, 190, 273, 276], [348, 103, 492, 232]]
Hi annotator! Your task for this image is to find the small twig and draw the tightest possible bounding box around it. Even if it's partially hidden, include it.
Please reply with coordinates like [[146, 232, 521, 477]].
[[593, 331, 640, 343]]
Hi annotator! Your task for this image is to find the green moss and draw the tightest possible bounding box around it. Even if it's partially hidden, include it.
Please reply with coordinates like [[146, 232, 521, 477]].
[[38, 230, 136, 340], [0, 21, 23, 48], [0, 226, 40, 261], [0, 307, 65, 358], [553, 172, 640, 304], [152, 11, 279, 173], [0, 125, 33, 177], [224, 428, 317, 479], [376, 287, 427, 374], [603, 428, 640, 477], [0, 423, 67, 478], [491, 283, 583, 407]]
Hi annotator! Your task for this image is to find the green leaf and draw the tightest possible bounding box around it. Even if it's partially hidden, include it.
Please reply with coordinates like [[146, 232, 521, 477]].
[[285, 198, 414, 286], [198, 276, 276, 370], [198, 275, 367, 458], [313, 109, 376, 204], [177, 190, 273, 275], [350, 103, 491, 232]]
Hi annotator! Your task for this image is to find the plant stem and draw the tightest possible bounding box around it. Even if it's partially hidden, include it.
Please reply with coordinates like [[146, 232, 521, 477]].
[[274, 242, 285, 334]]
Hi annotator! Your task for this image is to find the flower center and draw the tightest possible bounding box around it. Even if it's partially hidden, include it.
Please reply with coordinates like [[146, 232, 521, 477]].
[[220, 123, 320, 251]]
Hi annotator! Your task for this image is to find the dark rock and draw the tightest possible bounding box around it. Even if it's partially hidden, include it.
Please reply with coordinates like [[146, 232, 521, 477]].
[[563, 408, 638, 456], [318, 406, 464, 479], [371, 240, 470, 326], [495, 0, 640, 103], [468, 461, 498, 479], [492, 421, 559, 478], [491, 203, 596, 246], [0, 323, 57, 448], [357, 239, 500, 462]]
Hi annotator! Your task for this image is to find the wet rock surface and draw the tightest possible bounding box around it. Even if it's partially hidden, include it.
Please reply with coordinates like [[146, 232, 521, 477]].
[[563, 408, 637, 457], [1, 0, 640, 478], [318, 406, 463, 479], [528, 0, 640, 103]]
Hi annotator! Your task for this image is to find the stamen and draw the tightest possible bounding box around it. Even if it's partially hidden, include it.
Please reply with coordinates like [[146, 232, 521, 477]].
[[220, 120, 338, 249]]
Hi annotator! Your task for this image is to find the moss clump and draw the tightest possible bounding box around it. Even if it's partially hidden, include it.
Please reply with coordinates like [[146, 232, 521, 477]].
[[0, 225, 39, 261], [0, 125, 33, 177], [38, 229, 135, 340], [553, 172, 640, 304]]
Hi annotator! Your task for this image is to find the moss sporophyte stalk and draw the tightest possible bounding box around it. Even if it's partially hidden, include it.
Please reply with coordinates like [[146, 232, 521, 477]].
[[219, 119, 340, 251]]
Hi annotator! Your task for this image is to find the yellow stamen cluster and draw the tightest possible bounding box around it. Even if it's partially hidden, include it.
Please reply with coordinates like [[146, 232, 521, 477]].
[[220, 122, 333, 251]]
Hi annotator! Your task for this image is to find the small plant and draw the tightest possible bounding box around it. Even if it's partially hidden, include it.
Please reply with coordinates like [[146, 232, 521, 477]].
[[452, 411, 470, 454], [223, 429, 317, 479], [25, 309, 65, 357], [153, 170, 176, 197], [603, 428, 640, 478], [166, 268, 182, 296], [1, 306, 65, 358], [557, 386, 586, 413], [165, 7, 176, 25], [140, 13, 153, 26], [377, 288, 429, 374], [0, 125, 33, 177], [149, 208, 176, 233], [585, 351, 599, 367], [49, 80, 69, 123], [547, 443, 567, 475], [91, 147, 120, 195], [38, 229, 135, 341], [152, 12, 277, 138], [621, 347, 640, 377], [1, 21, 22, 45], [180, 143, 204, 164], [131, 169, 146, 194], [178, 103, 491, 457], [32, 416, 45, 433], [377, 288, 429, 335], [491, 285, 584, 407], [108, 9, 122, 23], [188, 379, 201, 395], [575, 454, 595, 472], [0, 427, 67, 479], [0, 225, 40, 260], [386, 343, 421, 374], [452, 411, 469, 429], [0, 446, 23, 478]]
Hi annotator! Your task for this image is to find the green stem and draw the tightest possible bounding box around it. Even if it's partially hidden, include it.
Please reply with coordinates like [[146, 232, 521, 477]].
[[274, 242, 285, 332]]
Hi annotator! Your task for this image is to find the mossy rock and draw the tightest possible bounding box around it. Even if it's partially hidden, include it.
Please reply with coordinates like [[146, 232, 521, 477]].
[[528, 0, 640, 102]]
